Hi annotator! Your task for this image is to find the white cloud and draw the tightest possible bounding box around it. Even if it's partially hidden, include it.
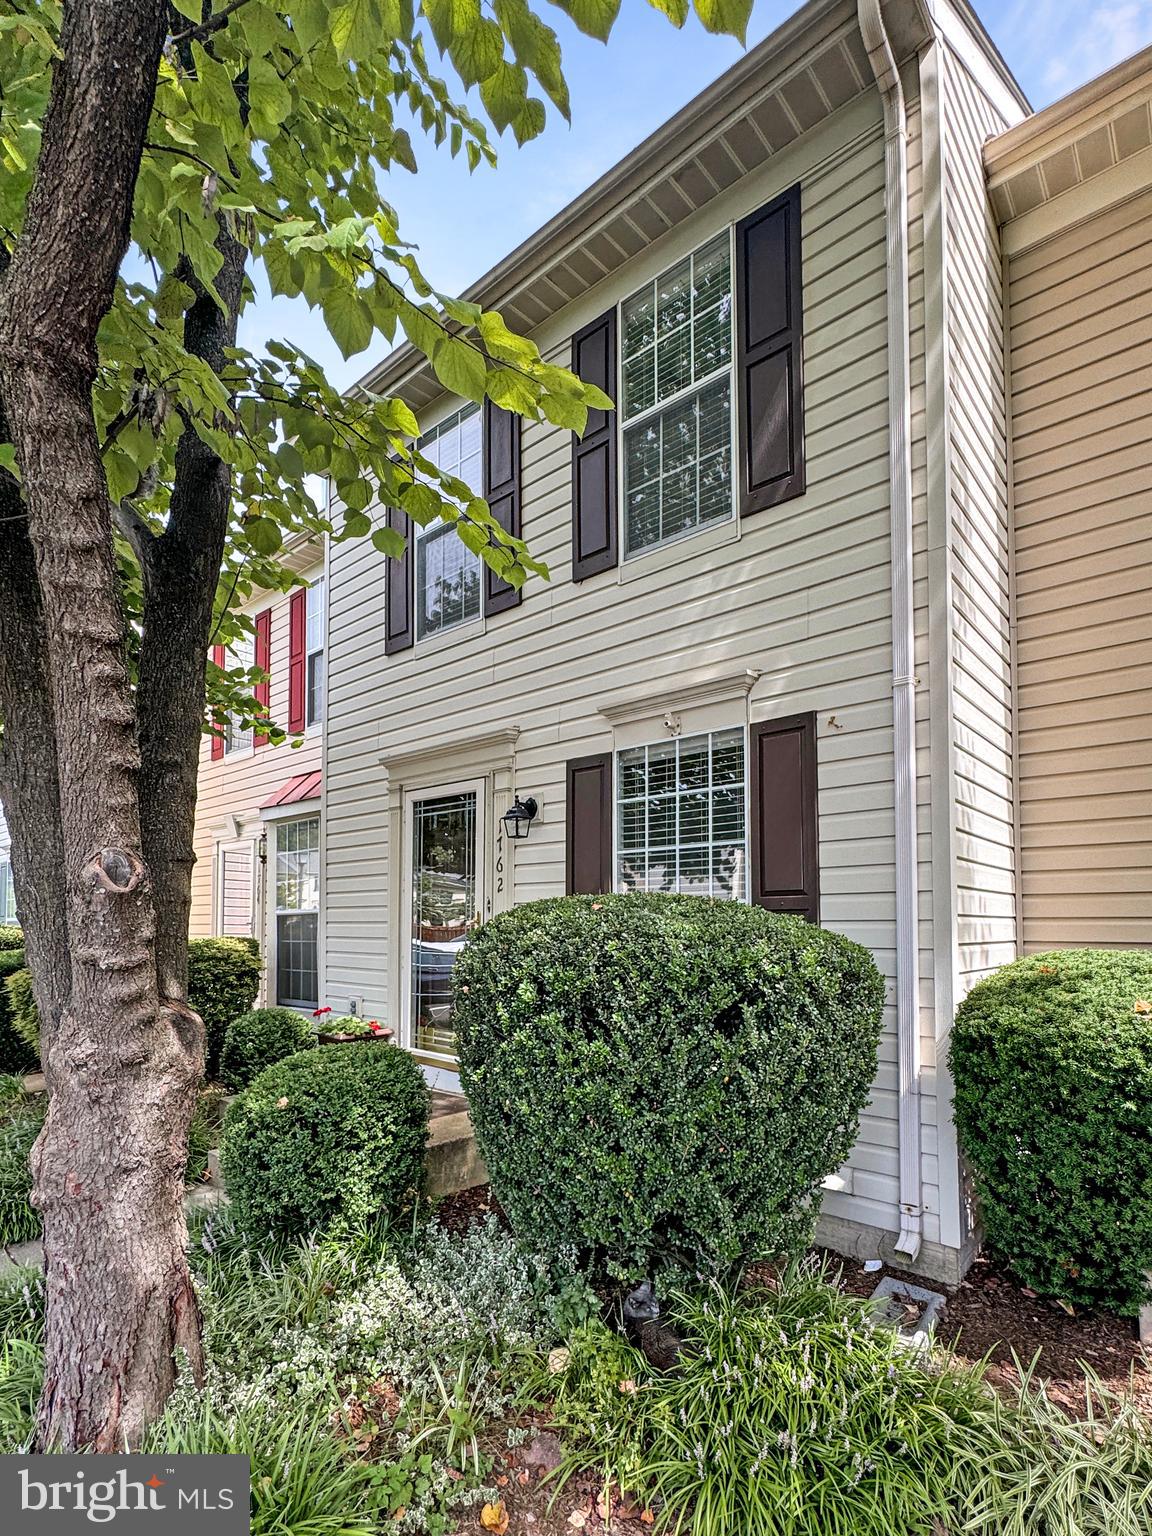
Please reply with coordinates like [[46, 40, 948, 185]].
[[992, 0, 1152, 105]]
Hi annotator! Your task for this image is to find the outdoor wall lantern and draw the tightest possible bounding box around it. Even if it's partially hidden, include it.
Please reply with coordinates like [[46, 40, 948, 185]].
[[502, 795, 538, 841]]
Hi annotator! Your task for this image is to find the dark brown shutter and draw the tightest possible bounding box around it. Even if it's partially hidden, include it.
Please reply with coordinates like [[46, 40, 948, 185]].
[[565, 752, 613, 894], [736, 183, 805, 515], [749, 713, 819, 921], [383, 504, 414, 654], [571, 309, 618, 581], [482, 400, 522, 616]]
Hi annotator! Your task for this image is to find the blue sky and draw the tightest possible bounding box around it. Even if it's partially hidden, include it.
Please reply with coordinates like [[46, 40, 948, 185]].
[[239, 0, 1152, 387]]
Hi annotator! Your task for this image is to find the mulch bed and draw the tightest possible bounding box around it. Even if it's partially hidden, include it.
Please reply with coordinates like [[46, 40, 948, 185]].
[[823, 1246, 1151, 1415], [434, 1187, 1151, 1534], [435, 1185, 1150, 1416]]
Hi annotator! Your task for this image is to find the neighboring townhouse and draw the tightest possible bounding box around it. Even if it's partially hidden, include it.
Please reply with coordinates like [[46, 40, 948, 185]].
[[0, 812, 16, 927], [317, 0, 1032, 1285], [190, 537, 325, 1011], [985, 48, 1152, 954]]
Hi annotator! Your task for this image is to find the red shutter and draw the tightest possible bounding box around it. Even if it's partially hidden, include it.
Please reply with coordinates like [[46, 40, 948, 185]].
[[571, 310, 618, 581], [210, 642, 225, 760], [384, 504, 414, 654], [749, 713, 819, 921], [253, 608, 272, 748], [566, 753, 613, 894], [288, 588, 307, 732], [736, 183, 805, 515], [483, 400, 522, 616]]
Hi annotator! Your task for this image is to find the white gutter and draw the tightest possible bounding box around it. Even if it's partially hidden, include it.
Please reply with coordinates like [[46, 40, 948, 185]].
[[858, 0, 922, 1261]]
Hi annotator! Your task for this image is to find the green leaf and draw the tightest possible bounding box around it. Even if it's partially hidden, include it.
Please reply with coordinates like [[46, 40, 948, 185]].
[[422, 0, 480, 53], [432, 335, 487, 401], [449, 17, 504, 86], [546, 0, 621, 42], [246, 516, 284, 555], [691, 0, 752, 42], [321, 283, 375, 360], [372, 525, 408, 558], [248, 56, 293, 131], [648, 0, 690, 22], [479, 59, 528, 134], [330, 0, 378, 59], [0, 442, 19, 479]]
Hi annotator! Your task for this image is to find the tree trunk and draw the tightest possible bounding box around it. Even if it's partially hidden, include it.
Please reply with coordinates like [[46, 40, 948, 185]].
[[138, 237, 247, 998], [0, 0, 205, 1451]]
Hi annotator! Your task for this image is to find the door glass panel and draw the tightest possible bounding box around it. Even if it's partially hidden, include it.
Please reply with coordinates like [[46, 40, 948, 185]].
[[410, 790, 478, 1056]]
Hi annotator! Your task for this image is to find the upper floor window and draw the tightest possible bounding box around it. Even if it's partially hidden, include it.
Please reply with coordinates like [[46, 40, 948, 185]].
[[416, 405, 483, 641], [224, 631, 254, 756], [306, 575, 325, 727], [0, 856, 18, 925], [616, 727, 746, 900], [620, 234, 734, 557]]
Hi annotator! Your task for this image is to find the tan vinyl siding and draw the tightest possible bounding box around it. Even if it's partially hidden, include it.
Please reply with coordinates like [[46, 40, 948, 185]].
[[190, 572, 323, 953], [325, 92, 943, 1243], [1008, 187, 1152, 950], [941, 46, 1016, 990]]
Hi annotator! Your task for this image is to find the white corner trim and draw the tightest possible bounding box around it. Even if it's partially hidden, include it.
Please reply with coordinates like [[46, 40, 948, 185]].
[[379, 725, 521, 774], [598, 668, 762, 726], [859, 0, 922, 1264]]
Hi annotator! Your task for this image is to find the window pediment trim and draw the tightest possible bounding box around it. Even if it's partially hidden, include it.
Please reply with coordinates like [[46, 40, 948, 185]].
[[379, 725, 520, 776], [597, 668, 761, 728]]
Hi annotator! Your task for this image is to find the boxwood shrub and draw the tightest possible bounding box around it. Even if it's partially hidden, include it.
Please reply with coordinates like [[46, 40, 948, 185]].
[[0, 926, 22, 952], [221, 1043, 429, 1238], [220, 1007, 315, 1092], [950, 948, 1152, 1316], [455, 893, 885, 1283], [187, 937, 262, 1077], [0, 951, 36, 1076], [4, 936, 261, 1077]]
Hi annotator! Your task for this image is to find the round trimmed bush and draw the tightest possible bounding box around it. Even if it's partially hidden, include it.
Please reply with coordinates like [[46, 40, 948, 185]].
[[220, 1007, 315, 1092], [950, 948, 1152, 1316], [221, 1044, 429, 1238], [455, 894, 885, 1283], [6, 936, 262, 1077], [0, 926, 22, 952]]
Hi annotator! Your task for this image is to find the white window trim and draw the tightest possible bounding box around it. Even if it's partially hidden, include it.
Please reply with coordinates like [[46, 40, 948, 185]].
[[222, 631, 256, 758], [304, 572, 326, 733], [269, 812, 321, 1013], [617, 225, 738, 564], [612, 725, 751, 905], [413, 402, 485, 648]]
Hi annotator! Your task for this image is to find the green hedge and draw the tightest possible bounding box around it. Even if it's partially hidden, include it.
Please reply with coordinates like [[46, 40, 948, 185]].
[[950, 949, 1152, 1316], [4, 968, 37, 1062], [221, 1044, 429, 1239], [220, 1007, 315, 1092], [187, 938, 262, 1077], [4, 936, 261, 1078], [455, 893, 885, 1283], [0, 926, 22, 952], [0, 951, 36, 1076]]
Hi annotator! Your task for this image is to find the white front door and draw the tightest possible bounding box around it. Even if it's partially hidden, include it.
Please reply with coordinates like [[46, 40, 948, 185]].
[[401, 780, 486, 1059]]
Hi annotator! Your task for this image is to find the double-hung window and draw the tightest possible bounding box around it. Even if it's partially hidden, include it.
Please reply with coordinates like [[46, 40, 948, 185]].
[[621, 234, 734, 557], [223, 632, 255, 756], [616, 728, 747, 900], [415, 404, 483, 641], [0, 856, 17, 925], [306, 576, 325, 727], [274, 815, 319, 1009]]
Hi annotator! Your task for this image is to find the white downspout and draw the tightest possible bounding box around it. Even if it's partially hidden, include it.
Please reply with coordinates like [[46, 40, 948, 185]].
[[858, 0, 922, 1261]]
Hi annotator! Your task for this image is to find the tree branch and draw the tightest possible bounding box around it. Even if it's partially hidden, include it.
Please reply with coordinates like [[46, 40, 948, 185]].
[[167, 0, 250, 47]]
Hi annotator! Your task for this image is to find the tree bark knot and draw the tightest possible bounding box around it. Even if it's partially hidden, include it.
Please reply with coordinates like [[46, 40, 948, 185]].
[[87, 848, 144, 894]]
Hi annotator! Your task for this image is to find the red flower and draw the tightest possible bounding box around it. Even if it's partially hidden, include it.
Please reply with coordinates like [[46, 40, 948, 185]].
[[312, 1006, 332, 1018]]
